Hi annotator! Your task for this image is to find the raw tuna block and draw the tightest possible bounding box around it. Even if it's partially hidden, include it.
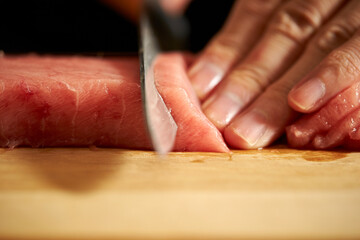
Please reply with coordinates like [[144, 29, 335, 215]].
[[0, 53, 228, 152], [287, 82, 360, 149]]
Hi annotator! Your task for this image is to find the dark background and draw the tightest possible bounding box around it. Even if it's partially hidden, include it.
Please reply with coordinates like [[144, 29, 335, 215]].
[[0, 0, 234, 53]]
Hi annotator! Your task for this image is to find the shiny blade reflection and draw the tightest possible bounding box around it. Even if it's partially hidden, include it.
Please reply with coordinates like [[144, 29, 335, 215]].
[[139, 6, 178, 155]]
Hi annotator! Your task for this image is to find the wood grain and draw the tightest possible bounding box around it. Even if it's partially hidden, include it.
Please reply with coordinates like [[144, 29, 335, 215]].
[[0, 147, 359, 240]]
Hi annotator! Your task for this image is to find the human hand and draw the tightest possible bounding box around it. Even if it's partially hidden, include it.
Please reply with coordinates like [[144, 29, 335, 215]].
[[188, 0, 360, 149]]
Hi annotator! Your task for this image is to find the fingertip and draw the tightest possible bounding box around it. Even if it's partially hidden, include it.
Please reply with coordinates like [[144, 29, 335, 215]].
[[223, 110, 269, 149], [288, 92, 312, 113], [202, 91, 245, 132], [202, 96, 228, 132], [288, 78, 326, 113], [203, 110, 227, 133], [224, 125, 255, 149], [188, 60, 224, 100]]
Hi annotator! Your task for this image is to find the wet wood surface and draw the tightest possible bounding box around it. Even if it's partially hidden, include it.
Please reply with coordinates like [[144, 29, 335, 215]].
[[0, 146, 359, 240]]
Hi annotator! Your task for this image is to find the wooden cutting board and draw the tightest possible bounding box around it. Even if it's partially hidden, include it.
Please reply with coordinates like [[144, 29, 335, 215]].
[[0, 146, 359, 240]]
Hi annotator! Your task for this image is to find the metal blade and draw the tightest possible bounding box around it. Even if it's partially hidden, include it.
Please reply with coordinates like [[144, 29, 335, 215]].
[[139, 2, 180, 155]]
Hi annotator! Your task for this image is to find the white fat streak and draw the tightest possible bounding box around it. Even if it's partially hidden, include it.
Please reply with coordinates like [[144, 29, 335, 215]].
[[104, 82, 109, 94], [24, 82, 31, 92], [61, 81, 79, 140]]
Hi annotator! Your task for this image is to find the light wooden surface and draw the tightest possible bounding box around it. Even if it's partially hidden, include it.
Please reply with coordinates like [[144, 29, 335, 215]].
[[0, 146, 359, 240]]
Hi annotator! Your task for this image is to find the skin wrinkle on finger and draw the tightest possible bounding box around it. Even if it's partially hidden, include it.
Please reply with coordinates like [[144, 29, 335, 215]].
[[202, 0, 344, 132], [268, 0, 343, 45], [202, 34, 299, 130], [188, 0, 283, 100], [205, 34, 245, 67], [228, 65, 269, 92], [224, 35, 329, 149], [316, 23, 357, 53], [314, 2, 360, 53], [289, 1, 360, 113], [329, 46, 360, 80], [229, 34, 298, 88]]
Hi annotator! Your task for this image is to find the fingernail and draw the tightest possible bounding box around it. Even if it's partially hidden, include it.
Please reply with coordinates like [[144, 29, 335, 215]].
[[231, 110, 267, 146], [290, 78, 326, 110], [188, 61, 223, 99], [203, 92, 244, 129]]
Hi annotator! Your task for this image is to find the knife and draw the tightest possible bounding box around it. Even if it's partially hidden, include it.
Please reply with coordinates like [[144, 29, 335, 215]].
[[139, 0, 189, 155]]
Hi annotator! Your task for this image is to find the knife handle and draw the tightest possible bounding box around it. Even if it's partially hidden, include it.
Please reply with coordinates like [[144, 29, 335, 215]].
[[143, 0, 189, 51]]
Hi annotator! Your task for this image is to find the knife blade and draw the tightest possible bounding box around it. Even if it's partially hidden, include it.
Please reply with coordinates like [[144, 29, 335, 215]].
[[139, 0, 189, 155]]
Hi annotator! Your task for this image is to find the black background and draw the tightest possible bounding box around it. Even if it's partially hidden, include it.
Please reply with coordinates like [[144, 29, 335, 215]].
[[0, 0, 234, 53]]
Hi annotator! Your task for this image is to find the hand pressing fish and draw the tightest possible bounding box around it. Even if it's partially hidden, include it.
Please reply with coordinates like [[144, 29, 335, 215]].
[[0, 53, 228, 152], [181, 0, 360, 150], [102, 0, 360, 151]]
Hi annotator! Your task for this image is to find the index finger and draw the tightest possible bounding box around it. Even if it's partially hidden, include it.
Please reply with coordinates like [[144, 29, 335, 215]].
[[188, 0, 282, 100]]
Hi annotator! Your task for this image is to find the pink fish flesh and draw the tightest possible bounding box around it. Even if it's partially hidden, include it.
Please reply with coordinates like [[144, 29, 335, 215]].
[[287, 82, 360, 150], [0, 53, 229, 152]]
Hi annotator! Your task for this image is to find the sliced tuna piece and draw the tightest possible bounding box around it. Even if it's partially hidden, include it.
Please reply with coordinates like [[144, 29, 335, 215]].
[[287, 82, 360, 149], [0, 53, 228, 152]]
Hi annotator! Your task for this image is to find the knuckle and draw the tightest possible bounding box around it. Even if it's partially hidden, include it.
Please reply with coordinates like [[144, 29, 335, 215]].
[[228, 65, 269, 93], [216, 34, 241, 51], [313, 23, 356, 54], [327, 48, 360, 76], [266, 82, 291, 103], [270, 2, 322, 44], [207, 34, 241, 62]]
